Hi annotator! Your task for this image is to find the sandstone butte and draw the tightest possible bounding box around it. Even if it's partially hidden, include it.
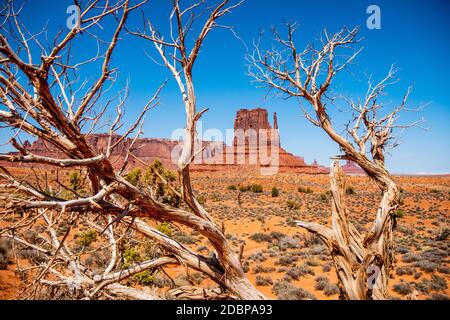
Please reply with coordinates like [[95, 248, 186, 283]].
[[0, 108, 364, 175]]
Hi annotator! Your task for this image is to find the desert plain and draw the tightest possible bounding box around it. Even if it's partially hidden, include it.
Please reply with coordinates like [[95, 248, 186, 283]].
[[1, 167, 449, 300]]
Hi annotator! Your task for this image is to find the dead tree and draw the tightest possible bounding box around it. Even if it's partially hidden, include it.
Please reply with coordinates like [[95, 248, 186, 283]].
[[0, 0, 264, 300], [248, 23, 423, 299]]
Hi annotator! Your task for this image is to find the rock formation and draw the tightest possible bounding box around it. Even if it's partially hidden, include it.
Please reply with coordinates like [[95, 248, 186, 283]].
[[340, 160, 365, 175], [1, 108, 333, 174]]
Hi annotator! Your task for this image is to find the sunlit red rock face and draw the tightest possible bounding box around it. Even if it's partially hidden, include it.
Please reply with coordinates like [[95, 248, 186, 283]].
[[229, 108, 327, 173], [17, 134, 179, 169]]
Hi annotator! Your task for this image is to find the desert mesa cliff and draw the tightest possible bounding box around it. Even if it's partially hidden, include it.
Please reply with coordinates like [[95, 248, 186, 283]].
[[2, 108, 363, 174]]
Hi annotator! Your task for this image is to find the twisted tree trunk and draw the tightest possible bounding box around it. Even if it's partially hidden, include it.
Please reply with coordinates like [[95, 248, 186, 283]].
[[298, 161, 399, 299]]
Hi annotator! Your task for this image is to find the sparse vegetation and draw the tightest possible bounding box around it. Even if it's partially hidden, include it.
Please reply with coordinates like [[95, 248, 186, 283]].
[[76, 230, 97, 247], [345, 186, 355, 195], [271, 187, 280, 197], [156, 222, 173, 237], [286, 200, 301, 210], [249, 233, 271, 243], [125, 168, 142, 186], [255, 275, 273, 286], [272, 281, 315, 300], [393, 282, 413, 296], [395, 209, 405, 218], [0, 239, 11, 270], [298, 187, 313, 194]]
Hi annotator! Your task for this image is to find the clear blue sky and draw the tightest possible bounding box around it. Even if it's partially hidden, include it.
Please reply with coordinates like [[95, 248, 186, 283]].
[[4, 0, 450, 174]]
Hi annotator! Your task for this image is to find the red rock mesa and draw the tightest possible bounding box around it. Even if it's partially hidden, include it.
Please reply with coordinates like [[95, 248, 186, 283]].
[[1, 108, 365, 175]]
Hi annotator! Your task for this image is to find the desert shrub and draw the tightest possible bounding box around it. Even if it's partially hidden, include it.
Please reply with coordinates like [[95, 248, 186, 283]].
[[252, 265, 274, 274], [173, 231, 198, 244], [437, 265, 450, 274], [250, 184, 263, 193], [156, 222, 173, 237], [249, 233, 271, 243], [255, 275, 273, 286], [175, 272, 206, 286], [429, 293, 449, 300], [322, 262, 332, 272], [419, 248, 447, 263], [184, 272, 206, 285], [435, 228, 449, 241], [402, 253, 421, 263], [122, 247, 142, 269], [309, 244, 327, 256], [272, 281, 315, 300], [396, 266, 415, 276], [125, 168, 142, 186], [68, 170, 82, 190], [415, 281, 429, 293], [414, 272, 422, 280], [271, 187, 279, 197], [196, 195, 206, 205], [76, 230, 97, 247], [248, 251, 267, 262], [323, 283, 340, 296], [227, 185, 237, 190], [345, 186, 356, 195], [305, 258, 320, 267], [58, 189, 76, 200], [393, 282, 413, 296], [152, 274, 172, 288], [286, 200, 301, 210], [141, 161, 180, 207], [314, 276, 329, 290], [278, 236, 300, 251], [413, 260, 437, 273], [395, 209, 405, 218], [56, 221, 70, 237], [415, 275, 447, 293], [320, 192, 329, 202], [298, 187, 313, 194], [126, 161, 179, 205], [133, 270, 155, 286], [0, 239, 12, 270], [143, 240, 160, 260], [269, 231, 285, 240], [396, 245, 409, 254], [286, 264, 314, 280], [85, 249, 111, 271], [428, 275, 448, 291], [17, 246, 47, 264], [398, 226, 414, 235], [304, 234, 322, 246], [275, 255, 298, 266], [242, 260, 250, 273], [122, 247, 161, 288]]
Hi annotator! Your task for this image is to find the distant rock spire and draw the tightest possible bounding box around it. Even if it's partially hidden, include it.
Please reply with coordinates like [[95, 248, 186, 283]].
[[273, 112, 278, 130]]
